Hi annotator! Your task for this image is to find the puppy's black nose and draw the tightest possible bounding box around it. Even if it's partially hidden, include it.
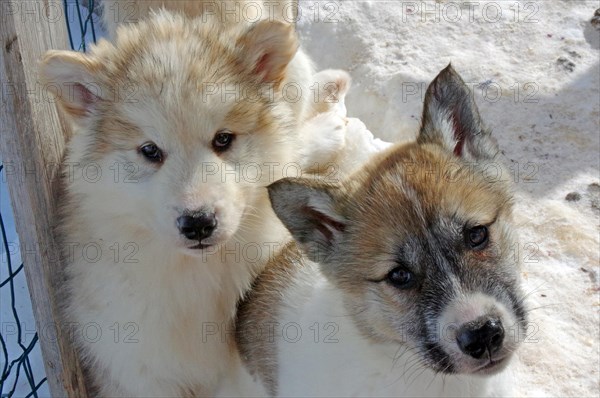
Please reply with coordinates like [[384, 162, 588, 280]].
[[456, 319, 504, 359], [177, 213, 217, 242]]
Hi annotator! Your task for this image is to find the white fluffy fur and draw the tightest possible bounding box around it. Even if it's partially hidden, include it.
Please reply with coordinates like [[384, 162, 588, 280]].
[[63, 131, 289, 395], [59, 102, 347, 396]]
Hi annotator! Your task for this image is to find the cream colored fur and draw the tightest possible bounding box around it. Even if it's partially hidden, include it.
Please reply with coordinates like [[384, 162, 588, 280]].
[[40, 2, 350, 395]]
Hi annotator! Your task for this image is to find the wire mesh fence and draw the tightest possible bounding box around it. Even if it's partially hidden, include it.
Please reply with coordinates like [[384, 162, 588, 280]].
[[0, 170, 46, 398], [0, 1, 99, 396], [64, 0, 100, 52]]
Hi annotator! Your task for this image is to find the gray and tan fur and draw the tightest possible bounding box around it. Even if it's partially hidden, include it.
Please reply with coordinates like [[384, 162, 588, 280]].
[[236, 65, 528, 397]]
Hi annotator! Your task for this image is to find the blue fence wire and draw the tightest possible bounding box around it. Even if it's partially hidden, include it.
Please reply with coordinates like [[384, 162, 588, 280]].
[[0, 165, 46, 398]]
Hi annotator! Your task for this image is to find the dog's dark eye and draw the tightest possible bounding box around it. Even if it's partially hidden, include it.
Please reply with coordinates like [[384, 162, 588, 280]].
[[212, 130, 235, 152], [387, 267, 416, 289], [467, 226, 488, 249], [139, 142, 164, 163]]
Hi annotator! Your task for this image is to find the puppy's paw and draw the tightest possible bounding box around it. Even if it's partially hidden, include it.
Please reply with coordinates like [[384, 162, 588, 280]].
[[310, 69, 352, 116]]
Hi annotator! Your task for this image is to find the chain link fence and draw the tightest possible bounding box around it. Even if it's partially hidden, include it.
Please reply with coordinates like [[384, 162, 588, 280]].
[[0, 1, 99, 396]]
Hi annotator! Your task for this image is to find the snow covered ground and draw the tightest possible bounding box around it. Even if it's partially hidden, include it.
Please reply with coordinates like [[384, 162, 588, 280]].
[[1, 1, 598, 397]]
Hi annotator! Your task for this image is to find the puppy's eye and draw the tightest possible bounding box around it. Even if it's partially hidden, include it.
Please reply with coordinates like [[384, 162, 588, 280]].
[[467, 226, 488, 250], [387, 267, 416, 289], [139, 142, 164, 163], [212, 130, 235, 152]]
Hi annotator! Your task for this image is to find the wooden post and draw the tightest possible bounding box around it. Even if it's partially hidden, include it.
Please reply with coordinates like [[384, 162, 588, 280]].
[[0, 0, 88, 396]]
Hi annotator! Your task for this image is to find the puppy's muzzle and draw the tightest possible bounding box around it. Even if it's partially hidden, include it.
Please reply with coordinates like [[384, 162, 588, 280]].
[[456, 317, 504, 359], [177, 211, 218, 246]]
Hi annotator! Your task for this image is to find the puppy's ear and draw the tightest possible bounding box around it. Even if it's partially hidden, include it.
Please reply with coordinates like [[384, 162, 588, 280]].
[[40, 51, 107, 125], [310, 69, 352, 115], [268, 178, 346, 263], [418, 64, 499, 160], [238, 20, 298, 86]]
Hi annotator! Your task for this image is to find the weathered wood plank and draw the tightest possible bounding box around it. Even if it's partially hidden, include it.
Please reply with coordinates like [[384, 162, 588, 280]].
[[0, 1, 88, 396]]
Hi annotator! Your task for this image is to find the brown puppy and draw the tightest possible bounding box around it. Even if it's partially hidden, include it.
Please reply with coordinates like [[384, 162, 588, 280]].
[[236, 65, 526, 397]]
